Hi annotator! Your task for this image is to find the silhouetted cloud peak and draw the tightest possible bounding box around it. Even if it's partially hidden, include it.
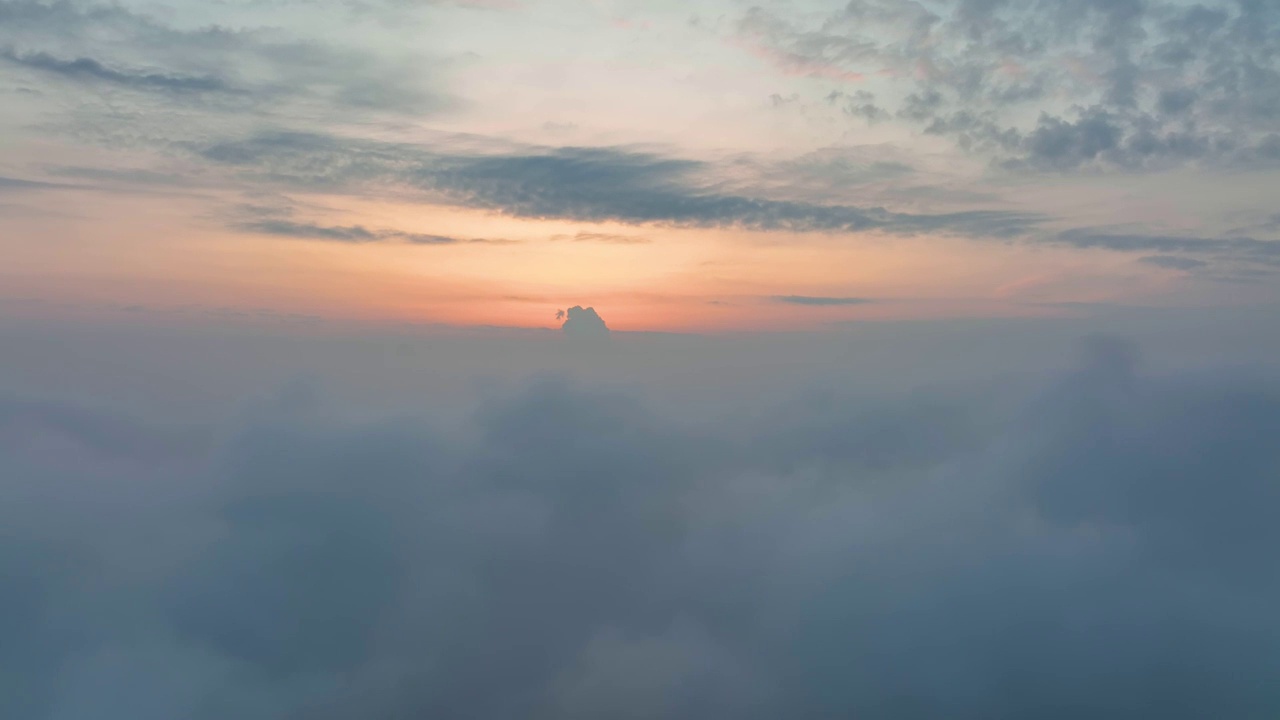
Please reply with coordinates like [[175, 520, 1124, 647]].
[[561, 305, 609, 338]]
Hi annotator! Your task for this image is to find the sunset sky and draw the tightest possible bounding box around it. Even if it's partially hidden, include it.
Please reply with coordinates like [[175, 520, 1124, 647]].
[[7, 3, 1280, 718], [3, 0, 1278, 331]]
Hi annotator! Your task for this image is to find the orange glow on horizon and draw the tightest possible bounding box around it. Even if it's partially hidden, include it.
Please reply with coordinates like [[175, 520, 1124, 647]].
[[0, 187, 1190, 334]]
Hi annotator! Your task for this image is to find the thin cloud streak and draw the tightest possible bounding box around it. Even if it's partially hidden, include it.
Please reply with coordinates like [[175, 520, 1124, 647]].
[[234, 219, 515, 245], [772, 295, 876, 306], [0, 49, 232, 93]]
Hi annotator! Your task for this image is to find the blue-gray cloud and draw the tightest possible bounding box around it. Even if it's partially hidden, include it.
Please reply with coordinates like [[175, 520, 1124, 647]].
[[1138, 255, 1209, 271], [560, 305, 610, 339], [197, 132, 1280, 272], [0, 0, 444, 116], [741, 0, 1280, 171], [552, 231, 651, 244], [3, 338, 1280, 718], [0, 175, 64, 191], [772, 295, 875, 306], [199, 131, 1044, 239], [233, 217, 514, 245], [1054, 228, 1280, 266], [0, 49, 231, 93]]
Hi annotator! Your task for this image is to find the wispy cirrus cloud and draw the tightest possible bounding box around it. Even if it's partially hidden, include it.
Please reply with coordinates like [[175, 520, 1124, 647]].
[[0, 49, 232, 94], [1042, 228, 1280, 282], [0, 175, 66, 191], [234, 218, 515, 245], [551, 232, 651, 244], [1054, 229, 1280, 265], [0, 0, 446, 118], [1138, 255, 1209, 271]]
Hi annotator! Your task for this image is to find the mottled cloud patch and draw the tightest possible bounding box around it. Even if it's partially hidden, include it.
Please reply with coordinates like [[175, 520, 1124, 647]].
[[738, 0, 1280, 171]]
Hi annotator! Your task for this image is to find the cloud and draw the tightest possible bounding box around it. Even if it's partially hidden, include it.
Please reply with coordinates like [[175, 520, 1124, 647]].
[[247, 0, 523, 19], [197, 133, 1275, 269], [0, 0, 445, 119], [827, 90, 891, 124], [233, 218, 511, 245], [198, 132, 1044, 239], [1227, 213, 1280, 237], [2, 338, 1280, 718], [738, 0, 1280, 171], [560, 305, 609, 339], [745, 147, 916, 200], [552, 232, 651, 244], [236, 219, 382, 242], [0, 50, 231, 93], [771, 295, 875, 306], [1138, 255, 1209, 271], [44, 166, 201, 188], [0, 175, 64, 191], [1053, 229, 1280, 268]]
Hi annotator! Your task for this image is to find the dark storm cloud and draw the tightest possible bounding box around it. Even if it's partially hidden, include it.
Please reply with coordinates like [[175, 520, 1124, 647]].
[[739, 0, 1280, 170], [771, 295, 875, 306], [2, 339, 1280, 718], [198, 131, 1044, 238]]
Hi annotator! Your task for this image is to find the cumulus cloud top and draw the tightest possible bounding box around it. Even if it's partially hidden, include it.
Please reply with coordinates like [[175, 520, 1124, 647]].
[[560, 305, 610, 339]]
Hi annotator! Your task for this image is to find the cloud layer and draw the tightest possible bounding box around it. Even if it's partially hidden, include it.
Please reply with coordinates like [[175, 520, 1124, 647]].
[[3, 336, 1279, 718]]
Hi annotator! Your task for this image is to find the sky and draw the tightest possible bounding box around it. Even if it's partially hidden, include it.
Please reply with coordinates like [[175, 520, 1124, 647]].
[[2, 0, 1278, 331], [4, 1, 1280, 718]]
